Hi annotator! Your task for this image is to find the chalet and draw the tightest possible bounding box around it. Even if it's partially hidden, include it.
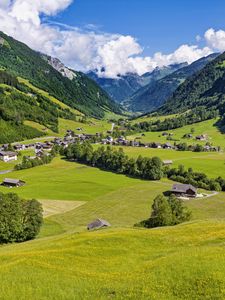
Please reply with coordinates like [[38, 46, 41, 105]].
[[0, 151, 18, 162], [106, 136, 113, 143], [36, 150, 44, 157], [162, 132, 168, 136], [1, 178, 25, 187], [163, 160, 173, 166], [152, 142, 162, 149], [163, 142, 172, 149], [14, 144, 25, 151], [171, 183, 197, 198], [87, 219, 111, 230], [196, 134, 207, 141], [25, 143, 35, 149]]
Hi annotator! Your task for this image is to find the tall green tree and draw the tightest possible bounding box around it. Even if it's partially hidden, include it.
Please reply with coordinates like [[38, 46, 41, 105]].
[[148, 195, 173, 227], [168, 195, 191, 225]]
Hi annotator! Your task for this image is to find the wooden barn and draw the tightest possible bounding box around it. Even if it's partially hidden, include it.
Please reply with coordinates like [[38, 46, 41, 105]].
[[87, 219, 111, 230], [1, 178, 25, 188], [171, 183, 197, 198]]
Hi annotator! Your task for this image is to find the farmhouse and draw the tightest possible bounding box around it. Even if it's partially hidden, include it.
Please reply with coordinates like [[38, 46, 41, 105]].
[[171, 183, 197, 198], [196, 134, 207, 141], [13, 144, 25, 151], [1, 178, 25, 187], [87, 219, 111, 230], [0, 151, 18, 162], [163, 143, 172, 149]]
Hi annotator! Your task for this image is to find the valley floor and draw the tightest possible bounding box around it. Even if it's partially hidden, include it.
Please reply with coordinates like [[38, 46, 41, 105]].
[[0, 156, 225, 299], [1, 117, 225, 299]]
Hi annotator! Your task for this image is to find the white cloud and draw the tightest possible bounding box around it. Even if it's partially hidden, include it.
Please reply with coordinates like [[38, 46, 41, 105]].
[[0, 0, 11, 9], [205, 28, 225, 52], [0, 1, 223, 78]]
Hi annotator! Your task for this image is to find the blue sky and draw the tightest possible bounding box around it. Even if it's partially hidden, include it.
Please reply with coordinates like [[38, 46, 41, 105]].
[[53, 0, 225, 56], [0, 0, 225, 77]]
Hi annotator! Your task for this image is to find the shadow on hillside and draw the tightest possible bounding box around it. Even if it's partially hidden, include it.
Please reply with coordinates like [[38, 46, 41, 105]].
[[214, 118, 225, 134]]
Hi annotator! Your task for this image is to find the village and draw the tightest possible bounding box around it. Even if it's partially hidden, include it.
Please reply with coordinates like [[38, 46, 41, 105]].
[[0, 127, 218, 202]]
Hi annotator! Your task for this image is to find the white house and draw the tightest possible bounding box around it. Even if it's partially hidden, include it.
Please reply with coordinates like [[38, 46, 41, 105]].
[[0, 151, 18, 162]]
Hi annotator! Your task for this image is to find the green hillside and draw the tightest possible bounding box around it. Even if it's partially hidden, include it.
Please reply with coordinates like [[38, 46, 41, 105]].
[[0, 156, 225, 299], [0, 221, 225, 300], [159, 52, 225, 115], [0, 70, 79, 143], [0, 31, 121, 118]]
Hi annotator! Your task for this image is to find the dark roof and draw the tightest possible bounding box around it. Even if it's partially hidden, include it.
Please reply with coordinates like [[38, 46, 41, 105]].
[[87, 219, 111, 230], [3, 178, 20, 184], [0, 151, 17, 157], [172, 183, 197, 193]]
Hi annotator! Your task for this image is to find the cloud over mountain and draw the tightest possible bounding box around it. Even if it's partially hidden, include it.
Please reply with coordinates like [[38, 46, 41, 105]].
[[0, 0, 224, 78]]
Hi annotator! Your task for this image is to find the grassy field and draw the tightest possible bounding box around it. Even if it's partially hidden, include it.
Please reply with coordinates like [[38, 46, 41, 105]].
[[1, 222, 225, 299], [117, 146, 225, 178], [24, 118, 112, 137], [58, 118, 111, 135], [128, 118, 225, 148], [130, 113, 180, 124], [0, 155, 225, 299], [1, 114, 225, 298]]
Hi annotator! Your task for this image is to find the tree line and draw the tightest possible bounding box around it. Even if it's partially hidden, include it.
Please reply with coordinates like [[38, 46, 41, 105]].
[[167, 165, 224, 192], [0, 193, 43, 244], [62, 142, 225, 191], [63, 142, 163, 180]]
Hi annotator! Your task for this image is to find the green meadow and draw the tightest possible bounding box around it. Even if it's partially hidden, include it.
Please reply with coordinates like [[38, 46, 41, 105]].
[[1, 221, 225, 299], [128, 118, 225, 148], [1, 115, 225, 299], [118, 146, 225, 178]]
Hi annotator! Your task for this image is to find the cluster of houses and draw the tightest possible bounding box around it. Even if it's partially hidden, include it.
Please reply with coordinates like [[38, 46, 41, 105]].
[[100, 137, 219, 152]]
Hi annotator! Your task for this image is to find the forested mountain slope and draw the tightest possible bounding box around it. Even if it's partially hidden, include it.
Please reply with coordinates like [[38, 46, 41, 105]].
[[159, 52, 225, 115], [0, 31, 120, 118], [0, 70, 78, 143], [124, 53, 219, 113]]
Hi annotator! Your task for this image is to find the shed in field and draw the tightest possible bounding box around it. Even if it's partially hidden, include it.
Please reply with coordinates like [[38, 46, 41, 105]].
[[87, 219, 111, 230], [163, 160, 173, 166], [1, 178, 25, 187]]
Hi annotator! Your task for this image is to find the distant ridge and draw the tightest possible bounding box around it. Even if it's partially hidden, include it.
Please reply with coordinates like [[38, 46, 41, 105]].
[[123, 53, 219, 113]]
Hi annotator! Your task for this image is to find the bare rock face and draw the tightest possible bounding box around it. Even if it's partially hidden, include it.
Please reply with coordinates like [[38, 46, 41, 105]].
[[42, 55, 76, 80], [0, 37, 5, 46]]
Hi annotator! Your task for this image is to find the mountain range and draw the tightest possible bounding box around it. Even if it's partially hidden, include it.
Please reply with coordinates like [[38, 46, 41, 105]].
[[123, 53, 219, 113], [1, 29, 225, 145], [87, 63, 187, 103]]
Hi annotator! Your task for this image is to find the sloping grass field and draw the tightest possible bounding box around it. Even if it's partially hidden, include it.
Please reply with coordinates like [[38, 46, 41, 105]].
[[1, 115, 225, 299], [128, 118, 225, 148], [119, 146, 225, 178], [1, 222, 225, 299]]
